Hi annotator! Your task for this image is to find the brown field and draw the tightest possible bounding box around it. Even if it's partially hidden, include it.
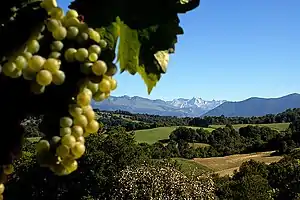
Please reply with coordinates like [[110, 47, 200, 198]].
[[193, 151, 283, 176]]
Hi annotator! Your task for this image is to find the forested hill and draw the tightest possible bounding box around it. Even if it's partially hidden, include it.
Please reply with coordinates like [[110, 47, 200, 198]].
[[203, 93, 300, 117]]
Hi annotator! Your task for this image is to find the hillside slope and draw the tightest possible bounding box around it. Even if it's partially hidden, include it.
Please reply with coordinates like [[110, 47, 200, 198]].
[[203, 93, 300, 117]]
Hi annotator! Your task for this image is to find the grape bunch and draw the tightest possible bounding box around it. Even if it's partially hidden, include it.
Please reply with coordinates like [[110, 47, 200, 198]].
[[0, 0, 118, 185]]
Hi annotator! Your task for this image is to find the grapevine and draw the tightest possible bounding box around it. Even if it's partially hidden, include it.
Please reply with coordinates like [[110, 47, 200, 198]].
[[0, 0, 199, 198]]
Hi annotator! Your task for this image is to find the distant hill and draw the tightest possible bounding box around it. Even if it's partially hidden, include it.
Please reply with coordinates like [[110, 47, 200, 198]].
[[203, 93, 300, 117], [92, 95, 226, 117]]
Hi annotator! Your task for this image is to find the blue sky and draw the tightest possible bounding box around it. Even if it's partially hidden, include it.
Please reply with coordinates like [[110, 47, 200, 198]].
[[58, 0, 300, 101]]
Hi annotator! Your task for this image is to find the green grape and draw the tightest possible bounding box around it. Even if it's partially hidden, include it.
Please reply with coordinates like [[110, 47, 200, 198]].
[[28, 55, 45, 72], [77, 136, 85, 143], [63, 17, 80, 28], [75, 48, 89, 62], [60, 117, 73, 127], [51, 41, 64, 51], [98, 78, 111, 93], [0, 184, 4, 194], [56, 144, 70, 158], [23, 68, 36, 80], [92, 60, 107, 76], [36, 70, 52, 86], [76, 32, 89, 44], [84, 109, 95, 121], [67, 26, 79, 39], [69, 104, 82, 118], [105, 64, 118, 76], [71, 142, 85, 158], [85, 120, 100, 133], [61, 135, 76, 148], [99, 40, 107, 49], [77, 91, 91, 107], [50, 7, 64, 20], [88, 45, 101, 55], [62, 159, 78, 173], [23, 52, 32, 60], [82, 105, 93, 114], [60, 127, 72, 137], [50, 164, 68, 176], [49, 51, 61, 59], [30, 82, 45, 94], [27, 39, 40, 54], [93, 91, 106, 102], [80, 62, 92, 75], [10, 69, 22, 78], [53, 26, 67, 40], [88, 53, 98, 62], [104, 92, 110, 99], [52, 70, 65, 85], [78, 22, 88, 32], [36, 140, 50, 152], [71, 125, 84, 138], [47, 19, 61, 32], [109, 78, 117, 90], [64, 48, 77, 62], [88, 75, 103, 83], [89, 30, 100, 42], [43, 58, 60, 73], [15, 55, 28, 70], [66, 9, 78, 18], [3, 164, 14, 175], [51, 136, 61, 145], [87, 82, 98, 93], [40, 0, 57, 11], [81, 88, 93, 97], [74, 115, 88, 127], [2, 62, 16, 76]]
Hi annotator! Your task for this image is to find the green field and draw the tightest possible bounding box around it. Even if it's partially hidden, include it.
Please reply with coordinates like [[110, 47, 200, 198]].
[[210, 122, 290, 132], [134, 126, 214, 144]]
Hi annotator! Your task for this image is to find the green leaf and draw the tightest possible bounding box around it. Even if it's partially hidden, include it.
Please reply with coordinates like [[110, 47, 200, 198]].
[[154, 50, 169, 73], [117, 20, 141, 75], [136, 65, 161, 95], [96, 22, 119, 52]]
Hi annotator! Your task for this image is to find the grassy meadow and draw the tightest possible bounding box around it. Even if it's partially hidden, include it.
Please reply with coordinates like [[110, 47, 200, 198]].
[[209, 122, 290, 132], [134, 123, 289, 144], [134, 126, 214, 144]]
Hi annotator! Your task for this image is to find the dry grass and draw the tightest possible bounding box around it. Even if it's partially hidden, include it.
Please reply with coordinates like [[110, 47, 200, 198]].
[[193, 151, 283, 176], [188, 143, 210, 148]]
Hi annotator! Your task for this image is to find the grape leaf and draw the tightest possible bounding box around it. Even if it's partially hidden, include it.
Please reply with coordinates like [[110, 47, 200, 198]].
[[117, 20, 141, 75], [136, 65, 161, 94], [154, 50, 169, 73], [69, 0, 200, 94]]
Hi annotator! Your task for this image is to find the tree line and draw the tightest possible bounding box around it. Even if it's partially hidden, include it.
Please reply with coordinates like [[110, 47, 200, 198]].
[[134, 119, 300, 160], [97, 108, 300, 131]]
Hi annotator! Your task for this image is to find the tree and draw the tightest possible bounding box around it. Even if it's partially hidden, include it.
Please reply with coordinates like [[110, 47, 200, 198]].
[[111, 163, 216, 200], [0, 0, 199, 196]]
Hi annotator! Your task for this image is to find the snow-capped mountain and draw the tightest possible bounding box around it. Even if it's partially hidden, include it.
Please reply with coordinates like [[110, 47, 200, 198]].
[[92, 96, 226, 117], [167, 97, 226, 110]]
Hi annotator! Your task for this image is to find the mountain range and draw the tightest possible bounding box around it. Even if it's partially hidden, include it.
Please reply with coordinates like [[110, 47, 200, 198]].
[[92, 93, 300, 117]]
